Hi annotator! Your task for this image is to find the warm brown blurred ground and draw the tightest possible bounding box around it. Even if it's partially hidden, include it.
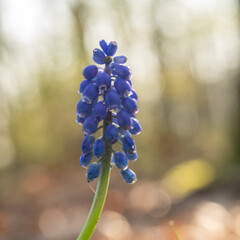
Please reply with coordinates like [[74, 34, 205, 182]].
[[0, 166, 240, 240]]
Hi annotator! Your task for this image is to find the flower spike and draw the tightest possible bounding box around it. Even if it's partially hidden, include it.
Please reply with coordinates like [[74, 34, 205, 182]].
[[75, 40, 142, 240]]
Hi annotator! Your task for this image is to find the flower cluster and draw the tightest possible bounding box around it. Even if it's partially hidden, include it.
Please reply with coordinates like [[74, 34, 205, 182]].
[[76, 40, 142, 184]]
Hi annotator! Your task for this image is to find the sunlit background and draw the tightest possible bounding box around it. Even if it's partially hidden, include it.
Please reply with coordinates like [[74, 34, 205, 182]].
[[0, 0, 240, 239]]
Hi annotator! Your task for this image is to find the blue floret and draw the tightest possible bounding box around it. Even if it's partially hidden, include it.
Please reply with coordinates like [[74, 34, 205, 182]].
[[96, 72, 111, 91], [117, 110, 132, 130], [92, 101, 107, 122], [107, 41, 118, 56], [82, 65, 98, 80], [121, 135, 136, 154], [105, 124, 119, 144], [93, 48, 105, 64], [113, 55, 127, 64], [112, 152, 128, 170], [87, 162, 101, 182], [114, 78, 132, 98], [130, 118, 142, 135], [81, 135, 95, 154], [82, 83, 99, 104], [120, 168, 137, 183], [80, 152, 93, 168], [111, 63, 131, 79], [76, 99, 92, 118], [94, 138, 105, 158], [122, 97, 138, 115], [99, 40, 108, 54], [105, 89, 121, 111], [83, 116, 98, 135]]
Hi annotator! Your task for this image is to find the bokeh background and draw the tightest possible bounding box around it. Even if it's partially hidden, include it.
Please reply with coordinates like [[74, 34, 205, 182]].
[[0, 0, 240, 239]]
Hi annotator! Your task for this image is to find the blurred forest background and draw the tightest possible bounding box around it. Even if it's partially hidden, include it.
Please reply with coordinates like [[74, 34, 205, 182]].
[[0, 0, 240, 239]]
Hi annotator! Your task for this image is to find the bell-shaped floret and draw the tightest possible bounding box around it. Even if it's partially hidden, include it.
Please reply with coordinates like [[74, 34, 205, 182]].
[[76, 115, 85, 125], [76, 99, 92, 118], [126, 79, 132, 87], [93, 138, 105, 158], [120, 168, 137, 184], [117, 110, 132, 130], [81, 135, 95, 154], [79, 79, 91, 94], [111, 63, 131, 79], [121, 136, 136, 154], [118, 128, 131, 137], [114, 78, 132, 98], [105, 89, 121, 111], [93, 48, 105, 64], [82, 65, 98, 80], [112, 152, 128, 170], [123, 149, 138, 161], [87, 162, 100, 182], [107, 41, 118, 56], [80, 152, 93, 167], [130, 118, 142, 135], [83, 116, 98, 135], [113, 55, 127, 64], [122, 97, 138, 115], [130, 89, 138, 101], [99, 40, 108, 54], [105, 124, 119, 144], [92, 101, 107, 122], [82, 83, 99, 104], [96, 72, 111, 91]]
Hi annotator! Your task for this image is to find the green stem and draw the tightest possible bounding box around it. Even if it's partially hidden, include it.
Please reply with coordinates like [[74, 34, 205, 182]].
[[77, 112, 112, 240], [77, 146, 111, 240]]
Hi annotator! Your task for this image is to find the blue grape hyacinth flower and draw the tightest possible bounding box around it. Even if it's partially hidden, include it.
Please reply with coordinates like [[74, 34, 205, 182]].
[[82, 65, 98, 80], [76, 40, 142, 184], [81, 135, 95, 154], [80, 152, 93, 168], [112, 151, 128, 170], [94, 138, 105, 158], [120, 168, 137, 183], [87, 162, 100, 182], [105, 124, 119, 144]]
